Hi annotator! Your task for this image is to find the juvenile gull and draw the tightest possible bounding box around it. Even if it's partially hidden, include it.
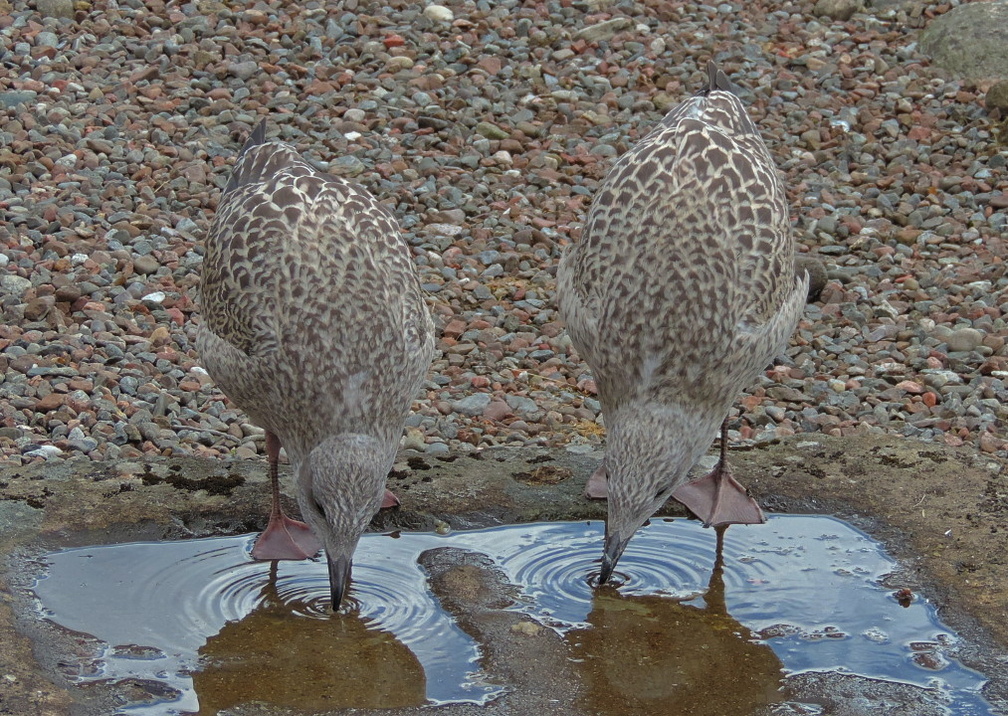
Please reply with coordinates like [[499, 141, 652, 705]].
[[198, 121, 435, 608], [557, 62, 808, 583]]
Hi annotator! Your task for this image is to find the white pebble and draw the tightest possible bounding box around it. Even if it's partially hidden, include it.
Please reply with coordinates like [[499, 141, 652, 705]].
[[141, 291, 166, 304], [26, 445, 63, 459], [428, 223, 465, 236], [423, 4, 454, 22], [71, 252, 88, 265]]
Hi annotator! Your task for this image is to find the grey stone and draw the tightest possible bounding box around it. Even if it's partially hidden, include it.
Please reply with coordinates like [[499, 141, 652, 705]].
[[35, 32, 59, 48], [0, 91, 37, 109], [227, 61, 260, 81], [813, 0, 862, 20], [920, 0, 1008, 79], [451, 393, 492, 417], [328, 155, 366, 177], [1, 275, 32, 296], [505, 395, 541, 417], [574, 17, 633, 42], [36, 0, 74, 18], [132, 255, 160, 275], [986, 81, 1008, 112], [474, 122, 510, 140], [946, 328, 985, 353]]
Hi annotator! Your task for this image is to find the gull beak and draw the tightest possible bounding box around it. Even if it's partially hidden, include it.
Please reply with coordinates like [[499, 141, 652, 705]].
[[327, 554, 352, 610], [598, 529, 627, 585]]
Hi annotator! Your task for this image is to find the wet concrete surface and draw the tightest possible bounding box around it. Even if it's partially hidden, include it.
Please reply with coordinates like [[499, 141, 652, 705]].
[[1, 433, 1007, 715]]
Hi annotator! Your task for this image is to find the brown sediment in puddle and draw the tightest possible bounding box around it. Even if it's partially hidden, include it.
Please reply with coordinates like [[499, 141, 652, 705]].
[[569, 531, 783, 716], [192, 564, 426, 713], [20, 516, 997, 715]]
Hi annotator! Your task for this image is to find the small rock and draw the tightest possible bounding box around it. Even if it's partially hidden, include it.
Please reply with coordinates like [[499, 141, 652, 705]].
[[24, 445, 64, 459], [422, 4, 454, 22], [946, 328, 985, 352], [986, 81, 1008, 113], [149, 326, 171, 348], [511, 620, 543, 636], [474, 122, 510, 140], [574, 17, 633, 42], [1, 275, 33, 296], [402, 427, 426, 452], [452, 393, 492, 417], [795, 255, 828, 302], [813, 0, 861, 20], [23, 298, 53, 321], [482, 399, 512, 422], [505, 395, 540, 417], [35, 32, 59, 48], [36, 0, 75, 18], [133, 255, 160, 275], [35, 393, 66, 412], [980, 432, 1005, 454], [228, 61, 259, 81], [55, 284, 83, 302], [68, 427, 99, 453], [329, 155, 366, 177]]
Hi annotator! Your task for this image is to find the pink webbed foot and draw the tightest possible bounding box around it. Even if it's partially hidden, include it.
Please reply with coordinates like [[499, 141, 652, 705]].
[[584, 463, 608, 500], [381, 488, 400, 509], [672, 459, 766, 528], [251, 514, 322, 561]]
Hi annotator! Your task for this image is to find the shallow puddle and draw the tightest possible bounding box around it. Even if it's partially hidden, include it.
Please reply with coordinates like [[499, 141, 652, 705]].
[[27, 516, 994, 715]]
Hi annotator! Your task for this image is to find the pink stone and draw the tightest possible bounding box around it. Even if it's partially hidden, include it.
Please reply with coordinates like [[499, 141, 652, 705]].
[[895, 380, 924, 393], [482, 400, 512, 422]]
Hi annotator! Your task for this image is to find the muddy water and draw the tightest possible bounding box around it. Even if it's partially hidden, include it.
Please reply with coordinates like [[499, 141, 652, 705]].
[[28, 516, 994, 715]]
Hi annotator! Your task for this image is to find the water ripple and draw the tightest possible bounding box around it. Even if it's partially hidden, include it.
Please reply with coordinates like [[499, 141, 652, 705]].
[[479, 520, 715, 627], [28, 516, 996, 715]]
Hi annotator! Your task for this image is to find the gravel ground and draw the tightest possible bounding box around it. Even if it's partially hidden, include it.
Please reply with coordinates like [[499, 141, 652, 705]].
[[1, 0, 1006, 468]]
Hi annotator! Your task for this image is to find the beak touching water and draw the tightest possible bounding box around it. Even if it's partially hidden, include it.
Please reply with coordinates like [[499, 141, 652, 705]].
[[327, 554, 352, 610], [598, 529, 626, 585]]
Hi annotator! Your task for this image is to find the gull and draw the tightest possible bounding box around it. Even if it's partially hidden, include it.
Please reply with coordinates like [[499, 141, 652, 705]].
[[198, 121, 434, 607], [557, 62, 808, 583]]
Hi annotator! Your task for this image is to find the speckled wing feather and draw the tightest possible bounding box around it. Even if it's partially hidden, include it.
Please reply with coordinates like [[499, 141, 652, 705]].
[[558, 73, 808, 414], [198, 138, 434, 459]]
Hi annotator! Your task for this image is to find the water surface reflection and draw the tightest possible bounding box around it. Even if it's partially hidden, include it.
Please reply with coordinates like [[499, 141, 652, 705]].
[[571, 529, 783, 715], [192, 562, 426, 713], [28, 516, 993, 714]]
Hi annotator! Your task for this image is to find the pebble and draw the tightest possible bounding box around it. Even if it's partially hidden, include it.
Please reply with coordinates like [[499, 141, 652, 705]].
[[452, 394, 492, 417], [422, 5, 453, 22], [946, 328, 985, 353]]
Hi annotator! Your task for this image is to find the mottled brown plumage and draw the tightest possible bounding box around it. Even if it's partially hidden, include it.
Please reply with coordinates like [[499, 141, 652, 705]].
[[198, 122, 434, 607], [557, 62, 808, 582]]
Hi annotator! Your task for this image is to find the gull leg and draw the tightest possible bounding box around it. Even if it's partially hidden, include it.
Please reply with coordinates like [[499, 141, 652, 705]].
[[672, 420, 766, 527], [251, 431, 322, 560], [381, 489, 400, 509], [584, 460, 608, 499]]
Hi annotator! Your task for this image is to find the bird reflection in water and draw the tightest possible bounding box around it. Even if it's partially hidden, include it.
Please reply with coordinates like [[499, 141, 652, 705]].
[[570, 527, 783, 715], [189, 562, 426, 714]]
